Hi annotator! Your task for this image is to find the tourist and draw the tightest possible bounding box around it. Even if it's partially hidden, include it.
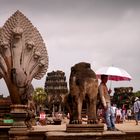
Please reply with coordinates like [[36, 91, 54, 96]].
[[122, 105, 126, 123], [99, 75, 116, 131], [112, 104, 117, 117], [133, 97, 140, 125], [115, 107, 122, 123], [97, 108, 104, 123], [127, 108, 132, 121]]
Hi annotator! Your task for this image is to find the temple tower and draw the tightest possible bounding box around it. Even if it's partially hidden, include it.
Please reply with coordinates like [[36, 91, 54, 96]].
[[44, 70, 68, 115]]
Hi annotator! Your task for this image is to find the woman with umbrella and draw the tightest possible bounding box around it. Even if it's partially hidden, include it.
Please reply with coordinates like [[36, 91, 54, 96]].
[[98, 74, 116, 131]]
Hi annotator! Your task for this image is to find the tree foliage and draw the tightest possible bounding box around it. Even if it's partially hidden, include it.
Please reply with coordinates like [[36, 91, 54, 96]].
[[33, 87, 47, 107], [133, 91, 140, 98]]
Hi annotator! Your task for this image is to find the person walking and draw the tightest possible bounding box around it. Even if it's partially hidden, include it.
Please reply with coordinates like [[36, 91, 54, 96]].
[[99, 74, 116, 131], [133, 97, 140, 125], [122, 105, 126, 123], [115, 107, 122, 123], [127, 108, 132, 121]]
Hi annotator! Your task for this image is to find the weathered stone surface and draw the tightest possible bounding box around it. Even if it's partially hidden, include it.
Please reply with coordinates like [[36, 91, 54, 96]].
[[10, 104, 27, 128], [66, 123, 104, 132], [1, 124, 140, 140], [0, 10, 48, 104], [67, 62, 98, 124], [45, 70, 68, 115], [46, 130, 126, 140], [0, 10, 48, 138]]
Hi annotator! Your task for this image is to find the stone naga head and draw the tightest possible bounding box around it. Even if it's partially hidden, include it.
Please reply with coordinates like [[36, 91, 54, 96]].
[[0, 11, 48, 104]]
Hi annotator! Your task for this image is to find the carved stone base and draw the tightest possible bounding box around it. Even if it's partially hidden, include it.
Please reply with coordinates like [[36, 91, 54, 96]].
[[66, 123, 104, 132], [10, 104, 27, 128], [9, 104, 28, 140], [53, 119, 62, 125]]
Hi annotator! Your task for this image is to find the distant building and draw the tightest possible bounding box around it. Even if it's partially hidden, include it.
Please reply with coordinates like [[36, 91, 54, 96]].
[[44, 70, 68, 114], [112, 87, 134, 109]]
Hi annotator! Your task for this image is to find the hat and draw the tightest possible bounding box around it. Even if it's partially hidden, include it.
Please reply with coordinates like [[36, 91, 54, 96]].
[[135, 97, 139, 101]]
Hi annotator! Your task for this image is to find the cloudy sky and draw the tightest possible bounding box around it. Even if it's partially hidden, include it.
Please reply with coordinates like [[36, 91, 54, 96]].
[[0, 0, 140, 96]]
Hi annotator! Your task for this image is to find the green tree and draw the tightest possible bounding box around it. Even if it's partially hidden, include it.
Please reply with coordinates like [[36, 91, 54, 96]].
[[133, 91, 140, 98], [33, 87, 47, 112]]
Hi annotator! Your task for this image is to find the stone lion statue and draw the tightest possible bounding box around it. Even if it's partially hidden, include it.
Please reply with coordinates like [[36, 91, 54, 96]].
[[67, 62, 98, 124]]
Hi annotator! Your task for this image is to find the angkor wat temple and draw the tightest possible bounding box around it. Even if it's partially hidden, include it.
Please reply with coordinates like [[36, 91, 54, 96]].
[[44, 70, 68, 115], [112, 87, 134, 109]]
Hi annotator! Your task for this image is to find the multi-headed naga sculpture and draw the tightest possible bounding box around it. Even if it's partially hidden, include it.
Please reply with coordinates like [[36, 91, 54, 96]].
[[0, 11, 48, 104]]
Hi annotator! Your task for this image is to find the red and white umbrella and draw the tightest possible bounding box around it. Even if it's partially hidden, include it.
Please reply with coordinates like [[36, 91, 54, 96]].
[[96, 66, 132, 81]]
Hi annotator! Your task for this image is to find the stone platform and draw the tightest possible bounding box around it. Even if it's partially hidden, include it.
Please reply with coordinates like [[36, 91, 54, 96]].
[[46, 130, 125, 140], [0, 120, 140, 140]]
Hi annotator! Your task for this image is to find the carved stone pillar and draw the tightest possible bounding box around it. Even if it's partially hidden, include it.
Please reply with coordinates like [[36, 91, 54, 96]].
[[10, 104, 27, 128], [9, 104, 28, 140]]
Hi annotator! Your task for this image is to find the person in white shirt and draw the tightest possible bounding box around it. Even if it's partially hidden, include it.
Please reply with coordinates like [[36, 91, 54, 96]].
[[133, 97, 140, 125], [116, 108, 122, 123], [127, 109, 132, 121]]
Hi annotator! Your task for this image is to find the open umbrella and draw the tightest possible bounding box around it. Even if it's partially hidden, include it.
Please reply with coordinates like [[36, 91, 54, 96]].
[[96, 66, 132, 81], [96, 66, 132, 90]]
